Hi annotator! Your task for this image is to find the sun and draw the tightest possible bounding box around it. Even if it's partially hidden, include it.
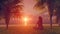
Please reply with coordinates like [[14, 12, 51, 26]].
[[22, 16, 29, 26], [24, 17, 28, 22]]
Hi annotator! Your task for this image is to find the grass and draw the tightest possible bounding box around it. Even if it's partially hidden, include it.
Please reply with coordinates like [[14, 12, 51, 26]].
[[0, 25, 60, 34]]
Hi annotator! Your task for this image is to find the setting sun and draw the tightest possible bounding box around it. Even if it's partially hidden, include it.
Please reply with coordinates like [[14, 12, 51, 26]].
[[24, 17, 28, 25], [24, 17, 28, 22], [21, 16, 29, 26]]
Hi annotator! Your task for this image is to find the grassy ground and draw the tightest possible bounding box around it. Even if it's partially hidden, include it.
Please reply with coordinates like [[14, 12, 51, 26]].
[[0, 25, 60, 34]]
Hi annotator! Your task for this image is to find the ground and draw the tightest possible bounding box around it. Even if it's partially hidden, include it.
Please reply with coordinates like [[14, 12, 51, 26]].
[[0, 25, 60, 34]]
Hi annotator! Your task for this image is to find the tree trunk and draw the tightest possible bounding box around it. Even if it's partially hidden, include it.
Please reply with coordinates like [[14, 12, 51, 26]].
[[5, 13, 10, 29], [50, 15, 52, 29]]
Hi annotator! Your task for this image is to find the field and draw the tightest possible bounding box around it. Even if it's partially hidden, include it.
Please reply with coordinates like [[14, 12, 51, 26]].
[[0, 25, 60, 34]]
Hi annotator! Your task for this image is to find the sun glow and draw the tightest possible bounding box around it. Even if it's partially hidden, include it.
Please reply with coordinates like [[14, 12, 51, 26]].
[[24, 17, 28, 22], [24, 17, 28, 26], [22, 16, 29, 26]]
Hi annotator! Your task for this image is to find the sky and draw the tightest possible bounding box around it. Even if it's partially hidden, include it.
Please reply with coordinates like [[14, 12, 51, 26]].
[[0, 0, 57, 25], [22, 0, 48, 16], [0, 0, 51, 25], [0, 0, 40, 25], [23, 0, 40, 16]]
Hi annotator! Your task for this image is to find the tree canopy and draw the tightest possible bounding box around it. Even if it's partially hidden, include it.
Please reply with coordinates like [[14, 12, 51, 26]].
[[0, 0, 23, 17]]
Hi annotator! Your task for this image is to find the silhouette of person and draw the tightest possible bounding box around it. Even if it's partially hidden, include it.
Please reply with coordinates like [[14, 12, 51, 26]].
[[37, 16, 43, 30]]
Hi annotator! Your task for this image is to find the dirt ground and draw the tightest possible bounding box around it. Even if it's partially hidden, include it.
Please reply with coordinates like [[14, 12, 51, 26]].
[[0, 25, 60, 34]]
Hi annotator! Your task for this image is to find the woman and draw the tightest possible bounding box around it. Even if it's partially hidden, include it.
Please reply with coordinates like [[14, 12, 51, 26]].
[[37, 16, 43, 30]]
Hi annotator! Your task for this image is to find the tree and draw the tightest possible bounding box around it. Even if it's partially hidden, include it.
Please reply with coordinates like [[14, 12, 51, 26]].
[[34, 0, 55, 29], [11, 5, 23, 24], [0, 0, 23, 29], [55, 0, 60, 26], [11, 5, 23, 18]]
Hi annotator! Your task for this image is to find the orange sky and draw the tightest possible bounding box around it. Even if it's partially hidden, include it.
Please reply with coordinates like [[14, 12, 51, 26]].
[[0, 0, 57, 24], [23, 0, 40, 16]]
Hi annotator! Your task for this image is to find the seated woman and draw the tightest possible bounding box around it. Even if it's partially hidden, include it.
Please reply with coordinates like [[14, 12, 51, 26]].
[[37, 16, 43, 30]]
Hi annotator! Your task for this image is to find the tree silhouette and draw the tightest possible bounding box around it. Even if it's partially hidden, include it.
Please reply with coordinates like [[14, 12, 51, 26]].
[[0, 0, 23, 29], [11, 5, 23, 18], [55, 0, 60, 25], [11, 5, 23, 24]]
